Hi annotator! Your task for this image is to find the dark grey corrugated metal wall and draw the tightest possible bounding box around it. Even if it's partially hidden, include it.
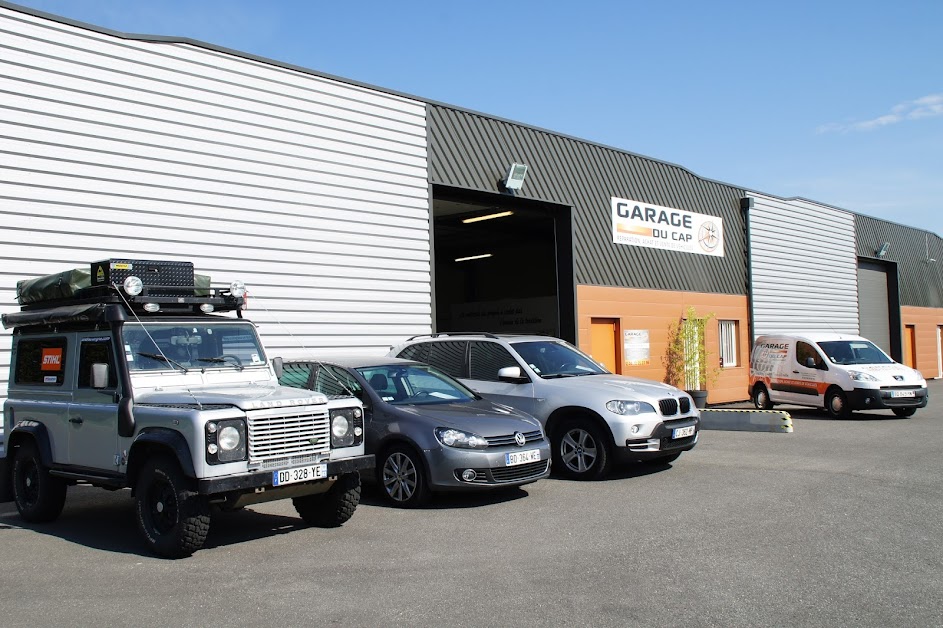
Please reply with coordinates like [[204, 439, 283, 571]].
[[428, 105, 748, 295], [855, 215, 943, 308]]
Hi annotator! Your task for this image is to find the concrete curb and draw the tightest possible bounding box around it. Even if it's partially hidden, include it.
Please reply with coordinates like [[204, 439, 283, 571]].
[[700, 409, 793, 433]]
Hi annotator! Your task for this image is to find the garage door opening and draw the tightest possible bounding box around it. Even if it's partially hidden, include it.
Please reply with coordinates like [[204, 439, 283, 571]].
[[432, 190, 573, 340]]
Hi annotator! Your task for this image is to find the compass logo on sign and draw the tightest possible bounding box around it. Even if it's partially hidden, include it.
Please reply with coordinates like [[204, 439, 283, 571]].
[[514, 432, 526, 446], [698, 221, 720, 253]]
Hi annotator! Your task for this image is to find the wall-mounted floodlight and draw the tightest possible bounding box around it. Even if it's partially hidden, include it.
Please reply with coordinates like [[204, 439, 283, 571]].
[[876, 242, 890, 258], [503, 163, 528, 191]]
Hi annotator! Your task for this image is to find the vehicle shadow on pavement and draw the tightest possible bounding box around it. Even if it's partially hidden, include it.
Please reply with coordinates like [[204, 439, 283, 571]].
[[358, 482, 531, 510]]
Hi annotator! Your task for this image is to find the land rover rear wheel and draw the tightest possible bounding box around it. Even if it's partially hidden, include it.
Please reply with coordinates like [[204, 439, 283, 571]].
[[134, 456, 210, 558], [553, 419, 611, 480], [293, 473, 361, 527], [12, 442, 67, 523]]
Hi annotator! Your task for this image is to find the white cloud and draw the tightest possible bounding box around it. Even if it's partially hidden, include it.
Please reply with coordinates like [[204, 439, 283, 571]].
[[817, 93, 943, 133]]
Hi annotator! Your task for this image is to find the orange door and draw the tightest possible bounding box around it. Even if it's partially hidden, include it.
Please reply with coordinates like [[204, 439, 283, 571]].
[[590, 318, 619, 374], [903, 325, 916, 368]]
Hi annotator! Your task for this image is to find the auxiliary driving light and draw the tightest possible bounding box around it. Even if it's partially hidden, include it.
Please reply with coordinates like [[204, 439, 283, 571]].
[[229, 280, 247, 298], [123, 276, 143, 296], [200, 303, 215, 313], [461, 469, 477, 482], [143, 303, 160, 313]]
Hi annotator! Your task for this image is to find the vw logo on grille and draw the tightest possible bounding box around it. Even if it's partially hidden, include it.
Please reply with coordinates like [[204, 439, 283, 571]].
[[514, 432, 526, 446]]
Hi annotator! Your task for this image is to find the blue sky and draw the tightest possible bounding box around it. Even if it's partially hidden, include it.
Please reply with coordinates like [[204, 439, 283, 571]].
[[10, 0, 943, 237]]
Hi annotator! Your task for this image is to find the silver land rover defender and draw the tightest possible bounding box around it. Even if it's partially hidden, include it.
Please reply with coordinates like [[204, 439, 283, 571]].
[[0, 259, 373, 558]]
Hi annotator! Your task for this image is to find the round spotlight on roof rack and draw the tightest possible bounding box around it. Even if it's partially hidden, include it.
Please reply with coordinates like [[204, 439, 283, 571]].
[[143, 303, 160, 313], [123, 276, 144, 296], [229, 280, 247, 298], [200, 303, 215, 313]]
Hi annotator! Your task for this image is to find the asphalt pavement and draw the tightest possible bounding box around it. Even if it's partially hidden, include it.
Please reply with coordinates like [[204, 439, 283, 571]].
[[1, 380, 941, 627]]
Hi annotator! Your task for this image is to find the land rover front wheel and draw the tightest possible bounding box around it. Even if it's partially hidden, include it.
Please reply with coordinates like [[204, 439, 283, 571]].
[[293, 472, 361, 527], [134, 456, 210, 558], [12, 442, 67, 523], [553, 419, 611, 480]]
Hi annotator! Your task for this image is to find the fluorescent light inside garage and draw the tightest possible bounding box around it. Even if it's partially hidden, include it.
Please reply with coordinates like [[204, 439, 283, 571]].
[[454, 253, 492, 262], [462, 211, 513, 224]]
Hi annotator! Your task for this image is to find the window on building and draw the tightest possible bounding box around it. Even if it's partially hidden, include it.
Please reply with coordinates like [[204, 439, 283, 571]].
[[718, 320, 739, 368]]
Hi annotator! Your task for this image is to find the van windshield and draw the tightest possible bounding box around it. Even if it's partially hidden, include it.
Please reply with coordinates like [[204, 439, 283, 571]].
[[818, 340, 893, 366]]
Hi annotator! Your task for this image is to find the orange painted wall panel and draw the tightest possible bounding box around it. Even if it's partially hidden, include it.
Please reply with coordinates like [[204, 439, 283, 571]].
[[576, 285, 750, 404], [901, 306, 943, 379]]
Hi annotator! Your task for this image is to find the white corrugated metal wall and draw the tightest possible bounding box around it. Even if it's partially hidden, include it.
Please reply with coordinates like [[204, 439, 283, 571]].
[[0, 7, 432, 402], [747, 193, 859, 338]]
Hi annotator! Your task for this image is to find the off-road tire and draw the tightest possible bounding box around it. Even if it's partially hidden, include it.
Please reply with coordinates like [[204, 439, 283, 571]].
[[552, 418, 611, 480], [293, 472, 361, 526], [12, 442, 67, 523], [134, 456, 210, 558]]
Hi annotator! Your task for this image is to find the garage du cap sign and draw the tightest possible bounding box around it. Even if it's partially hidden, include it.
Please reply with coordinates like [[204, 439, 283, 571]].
[[611, 197, 724, 257]]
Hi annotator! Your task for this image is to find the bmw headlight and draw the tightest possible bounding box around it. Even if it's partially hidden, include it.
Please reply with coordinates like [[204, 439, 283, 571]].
[[435, 427, 488, 449], [849, 370, 878, 382], [205, 419, 247, 464], [330, 406, 364, 448], [606, 400, 655, 415]]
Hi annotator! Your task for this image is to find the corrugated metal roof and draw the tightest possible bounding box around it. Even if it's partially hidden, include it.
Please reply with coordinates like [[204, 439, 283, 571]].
[[428, 105, 748, 295], [855, 214, 943, 308]]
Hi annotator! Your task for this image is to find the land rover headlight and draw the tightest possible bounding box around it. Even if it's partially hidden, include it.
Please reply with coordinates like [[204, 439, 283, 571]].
[[848, 370, 878, 382], [606, 400, 655, 415], [123, 276, 143, 296], [205, 419, 247, 464], [435, 427, 488, 449], [330, 407, 364, 448]]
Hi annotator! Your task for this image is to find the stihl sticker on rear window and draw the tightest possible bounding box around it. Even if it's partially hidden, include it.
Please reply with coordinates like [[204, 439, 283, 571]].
[[41, 348, 63, 371]]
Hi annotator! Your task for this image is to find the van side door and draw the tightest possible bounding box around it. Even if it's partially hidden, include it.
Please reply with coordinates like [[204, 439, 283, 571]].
[[778, 341, 828, 406]]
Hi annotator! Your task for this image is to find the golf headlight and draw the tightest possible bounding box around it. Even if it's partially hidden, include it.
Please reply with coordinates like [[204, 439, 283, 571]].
[[123, 276, 143, 296], [606, 400, 655, 415], [849, 370, 878, 382], [435, 427, 488, 449], [330, 407, 364, 448]]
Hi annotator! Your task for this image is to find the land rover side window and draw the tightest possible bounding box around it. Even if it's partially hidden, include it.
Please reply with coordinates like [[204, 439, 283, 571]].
[[15, 337, 68, 386], [469, 341, 518, 381], [78, 336, 117, 388], [796, 342, 824, 369]]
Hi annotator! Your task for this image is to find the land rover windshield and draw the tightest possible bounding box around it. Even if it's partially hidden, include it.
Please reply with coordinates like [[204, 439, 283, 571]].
[[123, 321, 266, 371], [818, 339, 894, 366]]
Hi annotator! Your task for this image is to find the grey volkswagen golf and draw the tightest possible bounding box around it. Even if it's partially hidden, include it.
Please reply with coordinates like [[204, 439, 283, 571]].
[[278, 357, 550, 507]]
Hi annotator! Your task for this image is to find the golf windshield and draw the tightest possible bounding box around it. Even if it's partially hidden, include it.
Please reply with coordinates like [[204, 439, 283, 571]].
[[357, 364, 476, 405], [818, 340, 894, 366]]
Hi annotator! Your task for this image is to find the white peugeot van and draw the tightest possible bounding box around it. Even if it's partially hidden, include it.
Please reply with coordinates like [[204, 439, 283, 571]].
[[750, 333, 928, 418]]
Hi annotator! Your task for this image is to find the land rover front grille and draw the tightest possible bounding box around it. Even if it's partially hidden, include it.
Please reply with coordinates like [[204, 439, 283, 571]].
[[246, 405, 330, 466], [485, 429, 544, 447]]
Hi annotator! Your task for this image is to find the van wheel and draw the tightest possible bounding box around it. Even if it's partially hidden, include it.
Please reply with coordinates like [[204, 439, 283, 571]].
[[12, 442, 67, 523], [892, 407, 917, 418], [825, 389, 852, 419], [553, 419, 611, 480], [752, 384, 774, 410]]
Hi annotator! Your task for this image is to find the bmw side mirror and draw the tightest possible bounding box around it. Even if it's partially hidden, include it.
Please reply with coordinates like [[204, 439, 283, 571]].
[[497, 366, 529, 384]]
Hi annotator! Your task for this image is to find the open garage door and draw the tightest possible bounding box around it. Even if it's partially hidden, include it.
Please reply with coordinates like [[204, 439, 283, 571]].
[[432, 190, 573, 340]]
